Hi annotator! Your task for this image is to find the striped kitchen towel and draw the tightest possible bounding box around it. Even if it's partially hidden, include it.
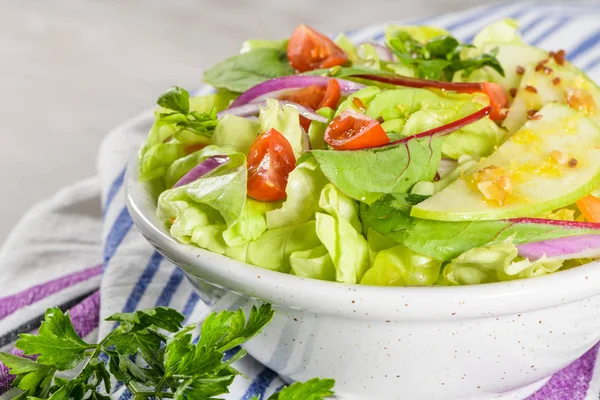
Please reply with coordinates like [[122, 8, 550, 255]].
[[3, 1, 600, 398]]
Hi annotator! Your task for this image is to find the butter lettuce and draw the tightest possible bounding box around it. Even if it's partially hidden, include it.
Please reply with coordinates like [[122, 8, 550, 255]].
[[237, 221, 322, 273], [442, 241, 563, 285], [165, 145, 244, 189], [212, 114, 260, 155], [365, 88, 502, 159], [223, 199, 276, 247], [290, 245, 336, 281], [259, 99, 308, 159], [361, 244, 442, 286], [316, 184, 369, 284], [307, 107, 335, 150], [266, 157, 329, 229]]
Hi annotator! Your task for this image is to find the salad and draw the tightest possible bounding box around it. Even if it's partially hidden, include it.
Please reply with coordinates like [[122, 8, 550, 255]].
[[137, 19, 600, 286]]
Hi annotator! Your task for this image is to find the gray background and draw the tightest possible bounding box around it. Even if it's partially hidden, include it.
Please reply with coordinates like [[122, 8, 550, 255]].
[[0, 0, 494, 243]]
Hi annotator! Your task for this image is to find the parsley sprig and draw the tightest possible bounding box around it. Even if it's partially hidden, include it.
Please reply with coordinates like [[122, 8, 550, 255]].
[[0, 304, 335, 399], [386, 32, 504, 81], [157, 86, 218, 138]]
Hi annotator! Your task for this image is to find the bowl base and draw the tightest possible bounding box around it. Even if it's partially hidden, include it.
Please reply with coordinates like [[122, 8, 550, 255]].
[[329, 376, 551, 400]]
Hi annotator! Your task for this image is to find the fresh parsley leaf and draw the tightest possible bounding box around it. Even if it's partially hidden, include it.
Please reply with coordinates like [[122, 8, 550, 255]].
[[107, 306, 185, 332], [1, 303, 334, 399], [16, 308, 90, 370], [157, 86, 190, 114], [0, 353, 55, 398], [203, 48, 295, 93], [269, 378, 335, 400], [199, 304, 274, 352]]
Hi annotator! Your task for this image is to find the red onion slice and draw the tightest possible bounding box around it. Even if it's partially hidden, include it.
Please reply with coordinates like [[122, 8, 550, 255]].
[[218, 100, 328, 123], [173, 156, 230, 188], [229, 76, 365, 108], [517, 234, 600, 261], [353, 73, 484, 92]]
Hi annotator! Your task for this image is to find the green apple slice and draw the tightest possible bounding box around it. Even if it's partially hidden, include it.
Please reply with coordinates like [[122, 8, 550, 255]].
[[411, 103, 600, 221], [503, 57, 600, 134]]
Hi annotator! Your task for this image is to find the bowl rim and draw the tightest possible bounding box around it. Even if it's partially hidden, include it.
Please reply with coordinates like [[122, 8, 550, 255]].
[[127, 150, 600, 321]]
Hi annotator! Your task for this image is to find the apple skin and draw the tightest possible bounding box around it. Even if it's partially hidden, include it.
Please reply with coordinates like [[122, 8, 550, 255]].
[[411, 103, 600, 222]]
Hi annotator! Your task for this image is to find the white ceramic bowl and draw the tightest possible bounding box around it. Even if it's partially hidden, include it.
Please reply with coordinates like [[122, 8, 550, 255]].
[[126, 153, 600, 400]]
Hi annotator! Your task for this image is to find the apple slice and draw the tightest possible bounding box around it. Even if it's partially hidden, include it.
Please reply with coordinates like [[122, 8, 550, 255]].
[[411, 103, 600, 221], [503, 55, 600, 134]]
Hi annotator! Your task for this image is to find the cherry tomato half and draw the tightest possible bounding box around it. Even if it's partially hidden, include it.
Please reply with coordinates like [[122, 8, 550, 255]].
[[247, 128, 296, 202], [482, 82, 509, 122], [324, 110, 390, 150], [287, 25, 348, 73], [280, 79, 341, 131]]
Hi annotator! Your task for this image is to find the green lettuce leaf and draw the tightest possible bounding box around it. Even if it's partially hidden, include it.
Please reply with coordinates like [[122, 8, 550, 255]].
[[366, 227, 402, 264], [157, 153, 247, 253], [312, 135, 443, 204], [266, 157, 329, 229], [212, 114, 260, 155], [240, 39, 288, 54], [290, 245, 336, 281], [259, 99, 308, 159], [318, 183, 362, 232], [361, 244, 442, 286], [442, 241, 563, 285], [335, 86, 381, 116], [472, 18, 523, 48], [223, 199, 277, 247], [165, 145, 244, 189], [364, 88, 501, 159], [203, 48, 295, 93], [236, 221, 322, 273], [315, 184, 369, 284], [307, 107, 335, 150]]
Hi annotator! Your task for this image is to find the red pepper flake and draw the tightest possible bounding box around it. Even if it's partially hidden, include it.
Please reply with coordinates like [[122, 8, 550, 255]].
[[525, 85, 538, 93], [527, 109, 539, 116], [548, 51, 556, 58], [543, 66, 553, 74], [352, 97, 366, 112], [535, 63, 543, 72], [509, 88, 517, 97], [554, 49, 566, 66], [568, 158, 578, 168], [516, 66, 525, 75], [552, 77, 561, 86]]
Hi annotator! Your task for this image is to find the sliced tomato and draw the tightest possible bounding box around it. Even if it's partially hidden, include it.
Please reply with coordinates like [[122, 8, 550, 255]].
[[324, 110, 389, 150], [247, 128, 296, 202], [280, 79, 341, 131], [482, 82, 509, 122], [577, 195, 600, 222], [287, 25, 348, 73]]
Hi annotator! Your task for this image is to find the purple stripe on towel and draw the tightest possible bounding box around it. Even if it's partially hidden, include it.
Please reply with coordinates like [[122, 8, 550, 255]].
[[527, 343, 599, 400], [0, 264, 102, 320], [0, 291, 101, 395]]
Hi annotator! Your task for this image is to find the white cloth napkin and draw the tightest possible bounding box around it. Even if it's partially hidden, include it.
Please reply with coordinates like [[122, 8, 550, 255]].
[[4, 2, 600, 398]]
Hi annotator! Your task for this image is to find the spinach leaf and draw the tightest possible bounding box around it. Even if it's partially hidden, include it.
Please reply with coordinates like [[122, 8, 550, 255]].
[[311, 135, 444, 204], [203, 48, 295, 93]]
